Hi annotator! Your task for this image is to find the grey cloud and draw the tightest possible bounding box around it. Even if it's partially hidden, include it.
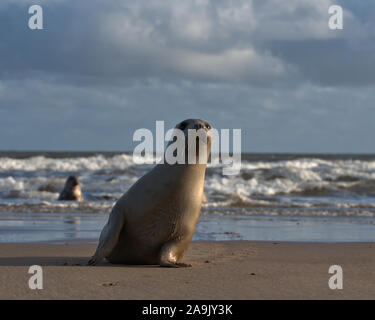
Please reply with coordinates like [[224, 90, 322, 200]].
[[267, 38, 375, 86], [0, 0, 351, 86], [0, 0, 374, 152], [1, 78, 375, 152]]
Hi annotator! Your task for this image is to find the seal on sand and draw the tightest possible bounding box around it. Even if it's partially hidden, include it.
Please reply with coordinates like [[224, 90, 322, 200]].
[[58, 176, 83, 201], [88, 119, 212, 267]]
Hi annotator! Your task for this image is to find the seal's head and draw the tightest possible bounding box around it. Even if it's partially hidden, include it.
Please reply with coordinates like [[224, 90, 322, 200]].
[[174, 119, 212, 164], [176, 119, 211, 133], [58, 175, 83, 201], [66, 175, 79, 187]]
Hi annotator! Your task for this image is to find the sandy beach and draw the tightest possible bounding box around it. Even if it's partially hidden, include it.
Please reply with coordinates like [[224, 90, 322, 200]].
[[0, 241, 374, 299]]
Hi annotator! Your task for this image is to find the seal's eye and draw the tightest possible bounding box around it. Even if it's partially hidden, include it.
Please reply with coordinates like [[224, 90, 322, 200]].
[[179, 121, 188, 130], [206, 124, 211, 130]]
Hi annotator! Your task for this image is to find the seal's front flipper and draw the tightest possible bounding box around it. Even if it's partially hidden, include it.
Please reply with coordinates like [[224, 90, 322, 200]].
[[158, 240, 191, 268], [88, 208, 125, 266]]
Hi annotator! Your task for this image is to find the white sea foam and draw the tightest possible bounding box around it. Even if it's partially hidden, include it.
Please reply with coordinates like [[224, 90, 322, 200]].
[[0, 177, 25, 191], [0, 154, 136, 172], [0, 154, 375, 215]]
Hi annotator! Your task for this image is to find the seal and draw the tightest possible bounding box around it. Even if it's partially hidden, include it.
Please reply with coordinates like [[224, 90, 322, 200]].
[[58, 176, 83, 201], [88, 119, 212, 267]]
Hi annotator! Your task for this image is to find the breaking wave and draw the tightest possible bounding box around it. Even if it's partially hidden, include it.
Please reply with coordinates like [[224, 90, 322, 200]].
[[0, 152, 375, 216]]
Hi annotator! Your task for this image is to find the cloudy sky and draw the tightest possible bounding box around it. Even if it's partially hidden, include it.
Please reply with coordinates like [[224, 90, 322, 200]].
[[1, 0, 374, 153]]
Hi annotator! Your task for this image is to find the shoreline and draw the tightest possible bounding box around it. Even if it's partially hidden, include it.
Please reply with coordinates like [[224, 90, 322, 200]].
[[1, 212, 375, 243], [1, 238, 375, 245], [0, 241, 374, 299]]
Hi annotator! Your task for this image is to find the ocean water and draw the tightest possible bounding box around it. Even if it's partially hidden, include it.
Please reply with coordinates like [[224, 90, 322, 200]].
[[0, 152, 375, 243]]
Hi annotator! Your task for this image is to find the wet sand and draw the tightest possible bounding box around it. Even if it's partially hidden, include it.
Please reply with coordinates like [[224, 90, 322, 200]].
[[0, 241, 374, 299]]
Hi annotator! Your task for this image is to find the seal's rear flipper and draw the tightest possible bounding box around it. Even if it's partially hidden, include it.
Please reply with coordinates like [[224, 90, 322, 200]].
[[160, 262, 192, 268], [158, 240, 191, 268]]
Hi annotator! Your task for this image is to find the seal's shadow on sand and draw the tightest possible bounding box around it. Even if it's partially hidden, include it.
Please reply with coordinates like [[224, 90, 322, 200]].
[[0, 257, 161, 268], [0, 242, 252, 267]]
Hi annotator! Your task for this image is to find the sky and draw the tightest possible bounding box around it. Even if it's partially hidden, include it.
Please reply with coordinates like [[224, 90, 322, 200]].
[[0, 0, 374, 153]]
